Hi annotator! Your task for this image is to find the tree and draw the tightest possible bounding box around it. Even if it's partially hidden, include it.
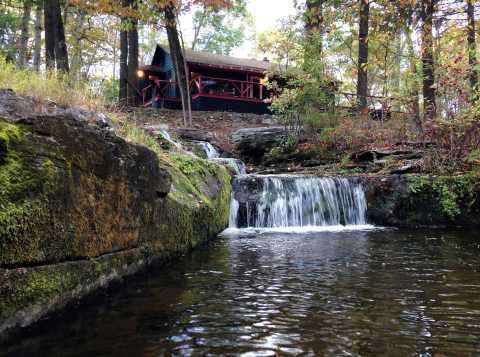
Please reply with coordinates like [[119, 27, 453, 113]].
[[356, 0, 370, 110], [17, 0, 32, 68], [127, 1, 139, 106], [44, 0, 69, 72], [119, 0, 131, 105], [163, 2, 191, 126], [55, 0, 69, 72], [44, 0, 56, 69], [256, 17, 302, 70], [304, 0, 324, 70], [33, 2, 42, 71], [421, 0, 436, 120], [466, 0, 478, 98], [191, 0, 249, 55]]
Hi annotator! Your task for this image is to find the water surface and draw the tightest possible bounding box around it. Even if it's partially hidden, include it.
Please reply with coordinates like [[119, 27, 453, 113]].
[[3, 229, 480, 356]]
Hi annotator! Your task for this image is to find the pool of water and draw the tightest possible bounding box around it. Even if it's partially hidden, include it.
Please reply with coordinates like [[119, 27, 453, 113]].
[[3, 229, 480, 356]]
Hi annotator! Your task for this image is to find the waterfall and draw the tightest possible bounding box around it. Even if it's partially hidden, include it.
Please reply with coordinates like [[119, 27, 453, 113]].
[[198, 142, 220, 159], [229, 193, 240, 228], [211, 158, 247, 175], [229, 175, 370, 230], [159, 130, 182, 149]]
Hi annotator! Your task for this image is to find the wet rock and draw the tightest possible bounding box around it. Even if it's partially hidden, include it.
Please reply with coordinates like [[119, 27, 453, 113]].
[[362, 175, 480, 227]]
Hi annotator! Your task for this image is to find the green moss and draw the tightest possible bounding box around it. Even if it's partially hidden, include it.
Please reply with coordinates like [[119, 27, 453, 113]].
[[0, 120, 59, 266], [407, 175, 479, 220]]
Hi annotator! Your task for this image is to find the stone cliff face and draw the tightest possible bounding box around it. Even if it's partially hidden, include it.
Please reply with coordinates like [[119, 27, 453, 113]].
[[364, 175, 480, 228], [0, 90, 231, 336]]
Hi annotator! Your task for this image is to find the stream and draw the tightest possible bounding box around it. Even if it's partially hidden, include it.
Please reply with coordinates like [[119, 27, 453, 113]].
[[2, 228, 480, 356], [2, 144, 480, 356]]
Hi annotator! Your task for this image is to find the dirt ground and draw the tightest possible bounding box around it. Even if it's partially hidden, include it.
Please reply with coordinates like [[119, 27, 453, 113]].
[[129, 108, 276, 152]]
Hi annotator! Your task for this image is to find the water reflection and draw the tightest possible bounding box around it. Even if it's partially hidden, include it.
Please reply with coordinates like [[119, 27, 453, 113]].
[[2, 230, 480, 356]]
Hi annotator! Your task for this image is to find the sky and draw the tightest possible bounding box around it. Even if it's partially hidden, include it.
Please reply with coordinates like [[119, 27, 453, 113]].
[[247, 0, 296, 33], [177, 0, 296, 59]]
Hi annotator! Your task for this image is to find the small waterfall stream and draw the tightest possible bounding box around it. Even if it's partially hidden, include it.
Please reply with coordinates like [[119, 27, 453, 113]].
[[158, 130, 182, 149], [196, 141, 247, 175], [229, 175, 371, 230], [198, 142, 220, 159]]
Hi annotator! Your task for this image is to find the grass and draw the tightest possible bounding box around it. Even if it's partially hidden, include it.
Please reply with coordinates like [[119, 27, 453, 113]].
[[0, 58, 107, 110]]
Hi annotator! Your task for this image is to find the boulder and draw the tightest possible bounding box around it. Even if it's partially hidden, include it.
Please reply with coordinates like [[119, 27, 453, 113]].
[[0, 90, 232, 336], [0, 92, 172, 268], [231, 126, 286, 161], [362, 175, 480, 227]]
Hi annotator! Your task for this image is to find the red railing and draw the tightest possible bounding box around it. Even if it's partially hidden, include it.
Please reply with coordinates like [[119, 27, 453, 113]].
[[142, 75, 266, 107]]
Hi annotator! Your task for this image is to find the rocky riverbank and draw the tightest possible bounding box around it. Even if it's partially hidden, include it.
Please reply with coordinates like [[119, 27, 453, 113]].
[[0, 90, 231, 337]]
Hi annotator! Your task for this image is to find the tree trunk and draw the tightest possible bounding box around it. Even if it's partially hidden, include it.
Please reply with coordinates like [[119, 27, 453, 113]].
[[467, 0, 478, 99], [54, 0, 69, 72], [304, 0, 324, 75], [304, 0, 324, 55], [119, 0, 130, 105], [421, 0, 436, 120], [127, 15, 139, 106], [176, 14, 193, 126], [44, 0, 56, 70], [406, 27, 422, 132], [17, 0, 32, 68], [164, 4, 189, 126], [33, 4, 42, 71], [356, 0, 370, 110]]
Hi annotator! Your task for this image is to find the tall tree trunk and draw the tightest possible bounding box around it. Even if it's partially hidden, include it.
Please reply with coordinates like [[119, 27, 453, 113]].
[[119, 0, 130, 105], [304, 0, 324, 67], [421, 0, 436, 120], [33, 3, 42, 71], [44, 0, 56, 70], [127, 13, 139, 106], [406, 26, 422, 132], [467, 0, 478, 99], [54, 0, 69, 72], [164, 4, 189, 126], [356, 0, 370, 110], [113, 29, 118, 81], [17, 0, 32, 68], [176, 14, 193, 126]]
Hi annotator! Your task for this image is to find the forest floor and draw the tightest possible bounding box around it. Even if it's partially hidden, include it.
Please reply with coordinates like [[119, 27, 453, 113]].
[[127, 108, 275, 154], [126, 108, 464, 177]]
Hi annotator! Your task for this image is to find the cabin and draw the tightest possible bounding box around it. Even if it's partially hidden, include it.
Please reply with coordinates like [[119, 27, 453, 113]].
[[138, 45, 272, 114]]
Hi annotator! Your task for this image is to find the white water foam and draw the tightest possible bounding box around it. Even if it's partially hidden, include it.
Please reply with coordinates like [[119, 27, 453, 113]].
[[223, 225, 376, 235], [229, 175, 372, 230]]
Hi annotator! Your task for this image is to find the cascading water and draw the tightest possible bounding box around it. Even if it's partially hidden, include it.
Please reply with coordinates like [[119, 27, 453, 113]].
[[195, 140, 247, 175], [159, 130, 182, 149], [211, 158, 247, 175], [198, 142, 220, 159], [229, 175, 371, 230]]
